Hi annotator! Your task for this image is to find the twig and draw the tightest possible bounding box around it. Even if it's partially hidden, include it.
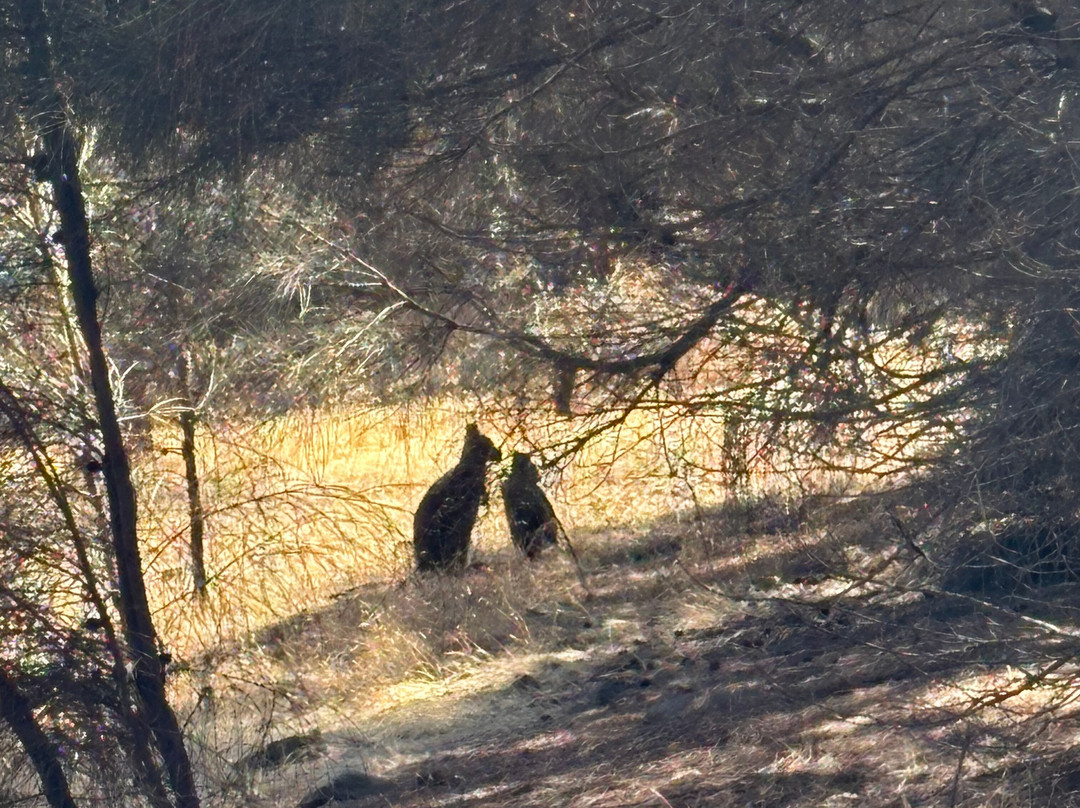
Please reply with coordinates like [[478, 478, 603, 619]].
[[554, 519, 592, 599], [947, 730, 971, 807], [649, 788, 674, 808]]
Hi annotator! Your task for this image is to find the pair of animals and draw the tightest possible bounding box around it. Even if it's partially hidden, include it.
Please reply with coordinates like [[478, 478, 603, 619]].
[[413, 424, 560, 571]]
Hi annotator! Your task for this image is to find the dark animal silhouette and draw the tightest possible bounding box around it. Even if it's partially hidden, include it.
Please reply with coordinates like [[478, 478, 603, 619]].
[[502, 452, 560, 559], [413, 423, 501, 571]]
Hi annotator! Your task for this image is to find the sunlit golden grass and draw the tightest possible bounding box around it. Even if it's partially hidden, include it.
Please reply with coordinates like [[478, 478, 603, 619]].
[[133, 390, 941, 661], [128, 287, 987, 662], [165, 550, 585, 794], [128, 410, 1078, 808], [111, 358, 1067, 808]]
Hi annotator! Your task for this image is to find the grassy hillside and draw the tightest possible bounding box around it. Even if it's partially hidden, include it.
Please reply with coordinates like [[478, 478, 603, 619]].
[[108, 401, 1080, 807], [135, 400, 858, 657], [166, 491, 1080, 808]]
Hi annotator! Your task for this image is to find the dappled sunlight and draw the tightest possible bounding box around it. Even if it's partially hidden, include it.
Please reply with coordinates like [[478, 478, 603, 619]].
[[915, 665, 1078, 716], [149, 485, 1080, 808], [1, 2, 1077, 806], [136, 397, 879, 655]]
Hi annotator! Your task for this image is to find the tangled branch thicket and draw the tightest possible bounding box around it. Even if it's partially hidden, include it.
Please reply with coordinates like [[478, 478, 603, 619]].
[[4, 0, 1080, 804]]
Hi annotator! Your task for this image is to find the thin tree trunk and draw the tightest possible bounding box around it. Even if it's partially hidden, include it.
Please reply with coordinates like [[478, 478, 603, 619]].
[[0, 384, 173, 808], [175, 345, 207, 597], [0, 667, 78, 808], [16, 4, 200, 807], [23, 203, 171, 807], [47, 126, 201, 808]]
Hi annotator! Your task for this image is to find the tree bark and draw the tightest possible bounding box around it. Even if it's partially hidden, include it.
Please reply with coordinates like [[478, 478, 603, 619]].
[[174, 345, 207, 597], [16, 3, 200, 808], [0, 667, 78, 808]]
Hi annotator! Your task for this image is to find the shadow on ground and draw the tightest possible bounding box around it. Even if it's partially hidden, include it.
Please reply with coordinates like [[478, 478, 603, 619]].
[[235, 490, 1080, 807]]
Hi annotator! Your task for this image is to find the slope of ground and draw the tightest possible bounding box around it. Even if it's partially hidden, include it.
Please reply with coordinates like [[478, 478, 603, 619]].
[[189, 495, 1080, 808]]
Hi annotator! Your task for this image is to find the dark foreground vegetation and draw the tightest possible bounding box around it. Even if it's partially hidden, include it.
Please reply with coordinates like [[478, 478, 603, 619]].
[[1, 1, 1080, 806]]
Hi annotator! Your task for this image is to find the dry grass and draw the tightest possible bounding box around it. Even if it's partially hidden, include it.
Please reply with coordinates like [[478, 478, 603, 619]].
[[171, 539, 595, 806], [128, 399, 891, 785], [115, 393, 1080, 808], [165, 491, 1080, 808], [134, 398, 864, 658], [132, 287, 979, 659]]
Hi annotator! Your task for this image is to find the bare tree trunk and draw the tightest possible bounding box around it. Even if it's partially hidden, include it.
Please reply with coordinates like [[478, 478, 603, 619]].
[[47, 127, 201, 808], [722, 413, 750, 491], [16, 4, 200, 808], [0, 667, 78, 808], [174, 345, 207, 597], [0, 382, 173, 808]]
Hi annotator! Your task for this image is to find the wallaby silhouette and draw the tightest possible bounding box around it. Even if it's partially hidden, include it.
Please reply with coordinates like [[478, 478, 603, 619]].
[[413, 423, 501, 571], [502, 452, 560, 559]]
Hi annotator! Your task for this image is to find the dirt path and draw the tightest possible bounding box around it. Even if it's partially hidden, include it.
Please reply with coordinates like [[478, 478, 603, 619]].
[[251, 526, 1080, 808]]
